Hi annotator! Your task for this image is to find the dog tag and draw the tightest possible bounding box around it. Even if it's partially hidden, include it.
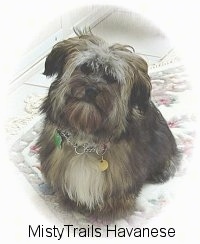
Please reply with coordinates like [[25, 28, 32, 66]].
[[54, 131, 62, 149], [99, 156, 109, 171]]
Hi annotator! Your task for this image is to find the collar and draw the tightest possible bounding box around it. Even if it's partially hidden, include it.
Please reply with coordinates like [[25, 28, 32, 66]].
[[54, 129, 110, 156]]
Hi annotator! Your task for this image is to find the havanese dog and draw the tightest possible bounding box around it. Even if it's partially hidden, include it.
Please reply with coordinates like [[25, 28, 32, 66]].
[[37, 29, 180, 220]]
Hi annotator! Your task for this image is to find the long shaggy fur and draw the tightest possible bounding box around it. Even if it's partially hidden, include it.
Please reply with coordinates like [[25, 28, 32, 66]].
[[37, 29, 180, 220]]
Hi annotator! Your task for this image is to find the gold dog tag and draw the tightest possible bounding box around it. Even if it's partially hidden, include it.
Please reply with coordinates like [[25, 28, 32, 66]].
[[99, 157, 109, 171]]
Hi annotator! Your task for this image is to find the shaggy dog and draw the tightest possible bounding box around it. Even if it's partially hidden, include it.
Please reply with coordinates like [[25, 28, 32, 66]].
[[37, 29, 179, 220]]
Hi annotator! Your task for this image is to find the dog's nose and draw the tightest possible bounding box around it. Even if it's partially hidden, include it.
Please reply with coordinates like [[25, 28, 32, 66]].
[[85, 86, 99, 100]]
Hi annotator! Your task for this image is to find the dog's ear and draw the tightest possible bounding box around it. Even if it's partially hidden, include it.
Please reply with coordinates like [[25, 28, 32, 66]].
[[130, 67, 152, 112], [43, 43, 67, 77]]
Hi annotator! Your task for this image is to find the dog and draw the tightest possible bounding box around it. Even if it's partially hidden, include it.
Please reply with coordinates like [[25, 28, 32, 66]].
[[37, 29, 180, 220]]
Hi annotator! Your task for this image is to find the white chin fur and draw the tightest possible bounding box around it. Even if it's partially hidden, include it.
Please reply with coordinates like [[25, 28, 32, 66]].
[[63, 154, 105, 210]]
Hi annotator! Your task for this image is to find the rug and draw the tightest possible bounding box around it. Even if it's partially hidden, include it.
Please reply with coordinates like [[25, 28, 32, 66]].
[[7, 53, 196, 228]]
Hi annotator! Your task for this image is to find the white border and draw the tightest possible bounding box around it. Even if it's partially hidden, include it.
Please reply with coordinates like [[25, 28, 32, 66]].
[[1, 1, 200, 243]]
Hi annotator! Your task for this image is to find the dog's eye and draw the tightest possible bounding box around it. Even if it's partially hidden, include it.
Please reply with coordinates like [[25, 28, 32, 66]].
[[80, 63, 93, 75], [103, 73, 117, 84]]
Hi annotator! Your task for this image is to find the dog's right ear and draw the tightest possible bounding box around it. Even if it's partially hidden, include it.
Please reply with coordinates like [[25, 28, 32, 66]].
[[43, 43, 67, 77]]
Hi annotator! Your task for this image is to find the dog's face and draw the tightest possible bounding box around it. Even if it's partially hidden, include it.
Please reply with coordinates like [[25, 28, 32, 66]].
[[42, 30, 151, 136]]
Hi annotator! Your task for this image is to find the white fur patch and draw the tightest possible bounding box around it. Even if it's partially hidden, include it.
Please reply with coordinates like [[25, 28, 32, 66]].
[[63, 154, 105, 210]]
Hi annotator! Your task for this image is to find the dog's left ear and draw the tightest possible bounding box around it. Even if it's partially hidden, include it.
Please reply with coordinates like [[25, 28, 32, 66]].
[[130, 67, 152, 112], [43, 43, 67, 77]]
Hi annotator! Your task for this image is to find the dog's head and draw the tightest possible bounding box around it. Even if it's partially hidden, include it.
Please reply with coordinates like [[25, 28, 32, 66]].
[[42, 29, 151, 136]]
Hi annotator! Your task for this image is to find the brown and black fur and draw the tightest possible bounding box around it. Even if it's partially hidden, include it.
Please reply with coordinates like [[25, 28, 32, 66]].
[[37, 29, 180, 221]]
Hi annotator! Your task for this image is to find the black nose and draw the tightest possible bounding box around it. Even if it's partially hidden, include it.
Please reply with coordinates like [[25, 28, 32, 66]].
[[85, 86, 99, 99]]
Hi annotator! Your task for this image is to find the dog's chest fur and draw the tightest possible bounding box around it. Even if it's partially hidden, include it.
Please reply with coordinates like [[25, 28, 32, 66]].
[[64, 153, 106, 209], [44, 141, 106, 209], [43, 137, 137, 210]]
